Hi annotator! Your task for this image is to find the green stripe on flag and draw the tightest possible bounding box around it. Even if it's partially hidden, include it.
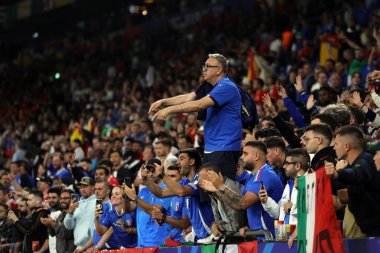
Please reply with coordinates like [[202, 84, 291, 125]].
[[297, 175, 307, 253], [201, 244, 217, 253]]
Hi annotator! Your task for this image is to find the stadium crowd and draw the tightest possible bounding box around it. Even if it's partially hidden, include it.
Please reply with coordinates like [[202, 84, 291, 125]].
[[1, 0, 380, 252]]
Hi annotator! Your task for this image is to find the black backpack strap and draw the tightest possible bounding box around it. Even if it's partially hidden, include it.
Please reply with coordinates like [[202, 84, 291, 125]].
[[214, 234, 225, 253], [220, 233, 235, 253]]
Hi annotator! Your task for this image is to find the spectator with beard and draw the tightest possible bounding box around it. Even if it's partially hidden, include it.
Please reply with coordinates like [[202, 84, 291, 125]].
[[64, 177, 96, 249], [8, 190, 50, 253], [13, 197, 31, 252], [207, 142, 283, 238], [45, 187, 61, 253], [0, 203, 14, 252], [235, 159, 251, 186], [41, 188, 76, 253]]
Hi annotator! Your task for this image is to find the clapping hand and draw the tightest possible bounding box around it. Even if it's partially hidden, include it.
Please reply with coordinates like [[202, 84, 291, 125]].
[[325, 161, 338, 179], [206, 171, 224, 190], [199, 179, 218, 192]]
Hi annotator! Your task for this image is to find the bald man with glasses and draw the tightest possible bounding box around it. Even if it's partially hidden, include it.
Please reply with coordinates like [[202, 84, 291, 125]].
[[149, 53, 242, 180]]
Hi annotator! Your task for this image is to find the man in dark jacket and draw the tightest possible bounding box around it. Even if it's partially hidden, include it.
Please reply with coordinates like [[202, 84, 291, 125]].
[[300, 124, 336, 171], [325, 125, 380, 236], [8, 190, 50, 253]]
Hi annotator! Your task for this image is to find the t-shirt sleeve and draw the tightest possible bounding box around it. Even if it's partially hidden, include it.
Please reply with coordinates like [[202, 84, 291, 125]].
[[208, 82, 236, 106], [245, 180, 261, 196], [100, 212, 112, 228]]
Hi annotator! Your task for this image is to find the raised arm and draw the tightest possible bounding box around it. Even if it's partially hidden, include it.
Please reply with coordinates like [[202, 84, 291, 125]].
[[141, 167, 176, 198], [153, 96, 214, 121], [163, 175, 194, 197], [149, 92, 197, 114]]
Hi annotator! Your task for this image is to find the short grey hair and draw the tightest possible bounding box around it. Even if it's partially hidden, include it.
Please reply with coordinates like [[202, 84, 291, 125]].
[[208, 53, 228, 73]]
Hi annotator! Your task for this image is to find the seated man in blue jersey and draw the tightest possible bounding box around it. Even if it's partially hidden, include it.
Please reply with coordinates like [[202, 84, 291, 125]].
[[208, 141, 283, 238], [125, 165, 188, 246], [122, 158, 172, 248], [141, 148, 214, 243], [95, 186, 137, 249]]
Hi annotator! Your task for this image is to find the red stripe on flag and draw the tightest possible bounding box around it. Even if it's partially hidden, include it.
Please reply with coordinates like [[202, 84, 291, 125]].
[[238, 240, 258, 253], [313, 168, 346, 253]]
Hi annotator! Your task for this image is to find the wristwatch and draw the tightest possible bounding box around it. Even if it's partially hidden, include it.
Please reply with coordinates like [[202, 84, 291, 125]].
[[131, 197, 138, 203], [219, 185, 227, 194]]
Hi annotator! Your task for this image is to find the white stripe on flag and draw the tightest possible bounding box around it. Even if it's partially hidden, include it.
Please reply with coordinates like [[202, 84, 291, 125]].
[[305, 173, 316, 253], [218, 244, 238, 253]]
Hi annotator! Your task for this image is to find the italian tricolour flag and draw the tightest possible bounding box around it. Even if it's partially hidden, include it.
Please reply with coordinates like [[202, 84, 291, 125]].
[[297, 168, 346, 253]]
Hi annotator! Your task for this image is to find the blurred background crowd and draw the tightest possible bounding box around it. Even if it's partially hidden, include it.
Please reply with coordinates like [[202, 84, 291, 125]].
[[0, 0, 380, 252]]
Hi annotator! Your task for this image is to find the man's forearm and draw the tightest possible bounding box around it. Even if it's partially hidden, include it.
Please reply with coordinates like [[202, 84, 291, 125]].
[[163, 176, 189, 197], [166, 100, 205, 114], [94, 218, 107, 236], [162, 93, 195, 106], [136, 198, 154, 214], [144, 179, 164, 197], [164, 216, 191, 229], [81, 235, 94, 251], [96, 228, 113, 249], [215, 187, 246, 210]]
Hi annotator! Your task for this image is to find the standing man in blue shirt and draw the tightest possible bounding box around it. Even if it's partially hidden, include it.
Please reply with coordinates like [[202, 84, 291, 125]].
[[208, 141, 283, 238], [149, 53, 242, 179]]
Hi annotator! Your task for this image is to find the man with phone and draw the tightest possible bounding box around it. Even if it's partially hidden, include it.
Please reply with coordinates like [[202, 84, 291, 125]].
[[122, 158, 173, 247], [136, 149, 214, 243], [8, 190, 50, 253], [63, 176, 96, 250]]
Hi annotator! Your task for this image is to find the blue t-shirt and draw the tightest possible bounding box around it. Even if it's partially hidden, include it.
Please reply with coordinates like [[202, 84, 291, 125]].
[[168, 194, 186, 242], [136, 183, 172, 248], [101, 208, 137, 248], [236, 170, 251, 185], [93, 200, 115, 249], [241, 164, 283, 236], [205, 77, 242, 151], [181, 175, 214, 239]]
